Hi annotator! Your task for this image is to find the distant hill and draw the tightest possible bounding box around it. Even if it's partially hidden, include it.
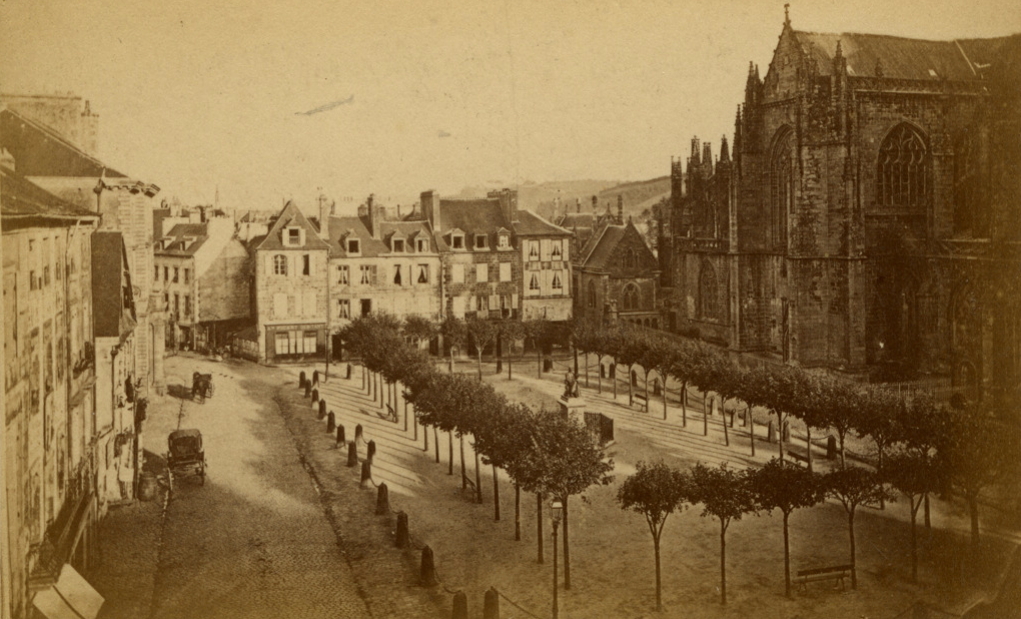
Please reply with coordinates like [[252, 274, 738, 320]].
[[456, 179, 623, 218]]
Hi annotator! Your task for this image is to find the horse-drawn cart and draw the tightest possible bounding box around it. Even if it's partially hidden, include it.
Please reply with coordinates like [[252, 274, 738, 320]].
[[192, 372, 214, 402], [167, 428, 206, 486]]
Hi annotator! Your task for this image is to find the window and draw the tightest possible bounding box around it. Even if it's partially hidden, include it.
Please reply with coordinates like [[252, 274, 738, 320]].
[[551, 272, 563, 290], [184, 295, 192, 319], [360, 299, 372, 317], [476, 263, 489, 283], [529, 274, 540, 291], [393, 239, 405, 253], [30, 271, 37, 291], [622, 284, 639, 311], [528, 241, 539, 261], [347, 239, 360, 255], [303, 254, 310, 276], [622, 249, 637, 269], [275, 332, 289, 355], [498, 234, 509, 249], [43, 266, 50, 286], [587, 281, 597, 308], [174, 293, 180, 316], [287, 228, 301, 246], [476, 295, 488, 311], [360, 265, 372, 285], [184, 269, 190, 284], [475, 234, 488, 249], [878, 124, 929, 208], [273, 255, 287, 275], [155, 265, 160, 281], [164, 266, 169, 281], [551, 241, 562, 260], [499, 262, 511, 282], [338, 265, 349, 284], [954, 131, 985, 236], [451, 264, 464, 283], [394, 265, 403, 286], [771, 128, 794, 250], [416, 238, 428, 252], [417, 264, 429, 284], [173, 267, 179, 283], [304, 331, 317, 353], [164, 292, 169, 308], [698, 263, 720, 320], [338, 299, 350, 319], [452, 234, 464, 250]]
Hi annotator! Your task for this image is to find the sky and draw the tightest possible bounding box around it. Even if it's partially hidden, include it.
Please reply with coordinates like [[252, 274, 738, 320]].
[[2, 0, 1020, 214]]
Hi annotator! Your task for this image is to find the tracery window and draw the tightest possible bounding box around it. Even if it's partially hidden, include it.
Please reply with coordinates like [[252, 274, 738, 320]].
[[622, 283, 640, 311], [877, 124, 929, 209], [953, 131, 985, 236], [698, 263, 720, 320], [587, 281, 597, 308], [771, 129, 794, 251]]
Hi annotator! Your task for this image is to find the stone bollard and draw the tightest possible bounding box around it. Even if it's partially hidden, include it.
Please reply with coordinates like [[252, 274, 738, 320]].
[[318, 399, 327, 420], [451, 591, 468, 619], [376, 482, 390, 515], [336, 424, 346, 446], [345, 364, 352, 380], [395, 511, 409, 548], [483, 587, 500, 619], [367, 440, 376, 461], [767, 419, 777, 443], [782, 420, 790, 443], [355, 424, 364, 443], [420, 545, 438, 587], [360, 459, 372, 488], [312, 369, 320, 386], [827, 435, 838, 460], [304, 382, 311, 398], [347, 441, 358, 467], [299, 371, 307, 389], [327, 411, 336, 433], [311, 388, 319, 405]]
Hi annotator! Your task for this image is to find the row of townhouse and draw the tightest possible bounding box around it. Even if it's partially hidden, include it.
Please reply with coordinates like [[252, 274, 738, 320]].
[[243, 189, 574, 363], [2, 96, 161, 619]]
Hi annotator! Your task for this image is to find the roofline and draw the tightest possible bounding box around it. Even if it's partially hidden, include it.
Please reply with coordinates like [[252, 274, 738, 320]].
[[3, 107, 128, 177], [1, 212, 99, 223]]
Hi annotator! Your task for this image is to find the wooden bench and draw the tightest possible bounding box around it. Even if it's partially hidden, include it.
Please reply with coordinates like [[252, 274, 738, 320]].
[[633, 392, 649, 412], [794, 564, 853, 591], [787, 449, 810, 467]]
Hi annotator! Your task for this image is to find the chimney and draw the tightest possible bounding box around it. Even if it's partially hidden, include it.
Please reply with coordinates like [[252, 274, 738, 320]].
[[488, 188, 518, 223], [576, 198, 581, 214], [366, 194, 381, 239], [318, 194, 331, 238], [616, 195, 624, 225], [397, 204, 402, 219], [420, 190, 441, 230], [591, 195, 598, 213]]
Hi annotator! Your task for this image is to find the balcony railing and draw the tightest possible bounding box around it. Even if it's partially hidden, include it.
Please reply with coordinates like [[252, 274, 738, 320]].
[[28, 463, 94, 589]]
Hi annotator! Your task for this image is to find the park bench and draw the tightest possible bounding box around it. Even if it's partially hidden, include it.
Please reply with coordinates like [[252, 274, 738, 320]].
[[787, 448, 810, 467], [633, 391, 649, 412], [385, 404, 398, 422], [794, 564, 853, 591]]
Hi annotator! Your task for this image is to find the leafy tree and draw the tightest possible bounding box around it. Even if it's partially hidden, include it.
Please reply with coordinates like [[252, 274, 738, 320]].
[[749, 458, 825, 597], [610, 323, 645, 406], [645, 339, 678, 420], [688, 463, 757, 605], [475, 401, 534, 525], [817, 376, 862, 468], [497, 318, 525, 379], [465, 317, 498, 380], [525, 318, 563, 377], [617, 462, 691, 611], [403, 315, 436, 351], [440, 315, 467, 373], [823, 465, 893, 589], [898, 394, 951, 528], [855, 385, 904, 499], [571, 318, 601, 388], [883, 450, 943, 582]]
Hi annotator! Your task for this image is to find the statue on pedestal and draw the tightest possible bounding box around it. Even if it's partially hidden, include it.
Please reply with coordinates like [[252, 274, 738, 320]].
[[563, 370, 580, 399]]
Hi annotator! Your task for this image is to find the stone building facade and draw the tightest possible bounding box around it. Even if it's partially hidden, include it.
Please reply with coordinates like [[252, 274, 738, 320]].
[[2, 165, 101, 619], [661, 13, 1021, 400]]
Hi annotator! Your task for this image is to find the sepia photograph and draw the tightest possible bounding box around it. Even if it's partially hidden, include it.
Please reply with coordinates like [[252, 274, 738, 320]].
[[2, 0, 1020, 617]]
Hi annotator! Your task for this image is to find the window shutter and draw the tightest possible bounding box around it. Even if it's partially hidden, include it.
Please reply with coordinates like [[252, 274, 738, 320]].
[[370, 265, 378, 285]]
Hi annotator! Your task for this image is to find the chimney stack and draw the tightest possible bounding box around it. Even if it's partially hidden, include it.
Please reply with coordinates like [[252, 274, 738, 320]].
[[591, 195, 598, 213], [617, 195, 624, 225], [420, 190, 440, 230], [318, 193, 331, 238], [576, 198, 581, 214]]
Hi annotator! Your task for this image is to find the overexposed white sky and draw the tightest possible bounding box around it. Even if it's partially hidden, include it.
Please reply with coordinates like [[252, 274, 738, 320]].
[[2, 0, 1019, 212]]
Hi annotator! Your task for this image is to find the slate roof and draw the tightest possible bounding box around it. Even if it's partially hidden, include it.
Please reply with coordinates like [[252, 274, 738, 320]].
[[793, 31, 1020, 81], [0, 165, 97, 220], [327, 215, 436, 258], [0, 107, 127, 178], [514, 210, 572, 237], [155, 223, 209, 256], [253, 201, 331, 252], [578, 220, 658, 272], [558, 212, 596, 230], [92, 231, 136, 340]]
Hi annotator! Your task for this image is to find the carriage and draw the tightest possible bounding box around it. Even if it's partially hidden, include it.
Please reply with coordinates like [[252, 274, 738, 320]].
[[192, 372, 214, 402], [167, 428, 206, 486]]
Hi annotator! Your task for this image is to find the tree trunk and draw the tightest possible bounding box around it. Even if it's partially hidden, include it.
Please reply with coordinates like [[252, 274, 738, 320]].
[[460, 435, 466, 490], [654, 533, 663, 611], [613, 363, 618, 398], [477, 352, 483, 381], [573, 346, 578, 377], [449, 348, 454, 373], [496, 333, 503, 373], [434, 427, 440, 462], [722, 400, 730, 446], [877, 444, 884, 509], [720, 520, 728, 605], [515, 483, 521, 541], [839, 432, 846, 469], [806, 425, 813, 473], [910, 497, 919, 583], [492, 464, 500, 521], [783, 511, 792, 598], [537, 349, 541, 378], [448, 431, 453, 474], [750, 412, 756, 457], [969, 495, 981, 548], [628, 365, 634, 406], [536, 493, 544, 563], [663, 376, 669, 420], [849, 510, 858, 589], [508, 356, 513, 380], [777, 412, 785, 462], [585, 352, 590, 388], [597, 356, 602, 394], [680, 381, 687, 427], [643, 370, 650, 411], [563, 496, 571, 590], [925, 493, 931, 529], [703, 394, 709, 437], [474, 447, 482, 504]]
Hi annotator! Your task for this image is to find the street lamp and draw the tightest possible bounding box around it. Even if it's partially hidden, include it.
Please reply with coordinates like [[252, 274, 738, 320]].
[[550, 499, 564, 619]]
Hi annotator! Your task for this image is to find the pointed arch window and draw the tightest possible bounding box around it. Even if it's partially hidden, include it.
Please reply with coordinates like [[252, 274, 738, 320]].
[[587, 281, 597, 308], [770, 129, 794, 251], [878, 124, 929, 209], [622, 283, 640, 311], [698, 262, 720, 321], [954, 131, 986, 236]]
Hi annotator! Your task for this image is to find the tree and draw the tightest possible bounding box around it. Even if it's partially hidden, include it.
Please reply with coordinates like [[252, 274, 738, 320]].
[[898, 394, 951, 528], [823, 465, 893, 588], [466, 317, 498, 380], [475, 402, 534, 525], [855, 385, 904, 499], [617, 462, 691, 611], [440, 315, 466, 373], [883, 450, 942, 582], [610, 323, 645, 407], [526, 318, 563, 377], [403, 315, 436, 351], [688, 463, 757, 605], [571, 318, 601, 388], [497, 318, 525, 377], [749, 458, 825, 597], [817, 376, 861, 469]]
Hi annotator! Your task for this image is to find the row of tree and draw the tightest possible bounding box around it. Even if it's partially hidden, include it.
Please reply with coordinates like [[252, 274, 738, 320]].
[[340, 313, 613, 591]]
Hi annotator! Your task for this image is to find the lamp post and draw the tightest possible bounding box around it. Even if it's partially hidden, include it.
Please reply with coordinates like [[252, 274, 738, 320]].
[[550, 499, 563, 619]]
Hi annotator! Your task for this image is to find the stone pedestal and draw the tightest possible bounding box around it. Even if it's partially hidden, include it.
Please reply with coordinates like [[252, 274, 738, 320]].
[[559, 396, 586, 420]]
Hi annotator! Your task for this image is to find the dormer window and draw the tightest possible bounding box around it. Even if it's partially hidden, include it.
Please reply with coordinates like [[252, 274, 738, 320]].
[[286, 227, 303, 247], [498, 234, 509, 249], [392, 238, 405, 253], [452, 234, 464, 250], [475, 234, 488, 250], [416, 238, 428, 252], [347, 239, 360, 255]]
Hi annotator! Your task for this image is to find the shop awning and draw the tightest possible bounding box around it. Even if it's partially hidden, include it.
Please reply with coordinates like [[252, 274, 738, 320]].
[[32, 564, 104, 619]]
